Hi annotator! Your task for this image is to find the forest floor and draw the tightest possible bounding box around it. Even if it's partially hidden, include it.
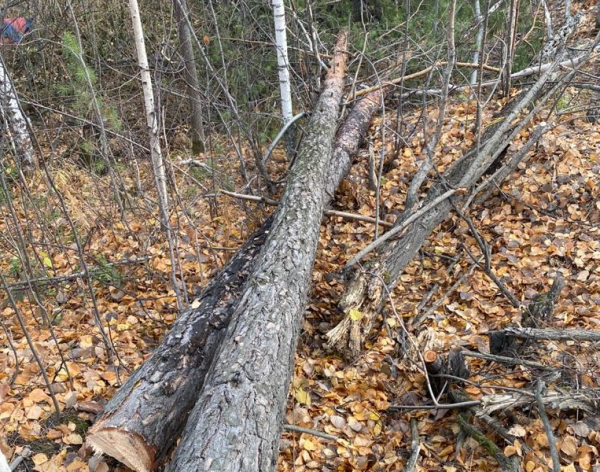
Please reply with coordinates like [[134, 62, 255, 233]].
[[2, 12, 600, 472]]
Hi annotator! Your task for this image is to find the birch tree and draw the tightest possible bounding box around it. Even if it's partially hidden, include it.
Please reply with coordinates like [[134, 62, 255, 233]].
[[272, 0, 294, 156], [0, 54, 35, 172], [128, 0, 167, 207], [129, 0, 185, 310]]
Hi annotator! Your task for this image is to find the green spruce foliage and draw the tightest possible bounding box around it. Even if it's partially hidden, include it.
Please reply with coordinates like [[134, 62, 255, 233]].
[[60, 31, 120, 172]]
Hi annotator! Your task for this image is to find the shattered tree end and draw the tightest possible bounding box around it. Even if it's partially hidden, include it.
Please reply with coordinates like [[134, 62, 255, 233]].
[[87, 428, 155, 472]]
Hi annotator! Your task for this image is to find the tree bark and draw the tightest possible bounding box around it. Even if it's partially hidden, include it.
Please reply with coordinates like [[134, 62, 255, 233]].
[[174, 0, 205, 154], [0, 53, 35, 172], [129, 0, 185, 310], [87, 40, 380, 472], [85, 223, 270, 472], [499, 327, 600, 343], [129, 0, 168, 215], [164, 30, 348, 472], [502, 0, 519, 96], [271, 0, 293, 125]]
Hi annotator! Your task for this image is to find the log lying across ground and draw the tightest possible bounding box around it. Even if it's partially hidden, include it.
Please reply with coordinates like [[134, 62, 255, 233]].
[[327, 17, 589, 357], [164, 31, 349, 471], [327, 84, 550, 356], [86, 221, 270, 472], [87, 33, 382, 472]]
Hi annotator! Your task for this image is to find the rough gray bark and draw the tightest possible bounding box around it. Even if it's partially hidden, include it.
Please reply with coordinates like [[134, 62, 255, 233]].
[[86, 224, 269, 472], [174, 0, 205, 154], [500, 327, 600, 343], [86, 37, 380, 472], [480, 388, 600, 416], [164, 31, 348, 472]]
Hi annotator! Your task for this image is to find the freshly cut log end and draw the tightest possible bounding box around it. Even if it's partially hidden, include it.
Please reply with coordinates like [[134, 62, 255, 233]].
[[423, 350, 438, 364], [87, 428, 155, 472]]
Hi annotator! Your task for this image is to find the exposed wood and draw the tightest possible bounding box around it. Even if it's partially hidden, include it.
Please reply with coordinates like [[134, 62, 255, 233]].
[[424, 349, 447, 398], [165, 31, 349, 472], [87, 39, 381, 472], [86, 222, 271, 472], [423, 350, 439, 365]]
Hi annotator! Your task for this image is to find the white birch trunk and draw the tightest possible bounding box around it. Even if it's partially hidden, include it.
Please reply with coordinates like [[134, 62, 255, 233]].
[[128, 0, 168, 214], [0, 449, 10, 472], [129, 0, 185, 310], [272, 0, 293, 126], [470, 0, 483, 86], [0, 54, 35, 172]]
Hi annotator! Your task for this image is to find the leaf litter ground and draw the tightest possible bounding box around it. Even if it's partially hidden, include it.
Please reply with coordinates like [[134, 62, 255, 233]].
[[1, 93, 600, 472]]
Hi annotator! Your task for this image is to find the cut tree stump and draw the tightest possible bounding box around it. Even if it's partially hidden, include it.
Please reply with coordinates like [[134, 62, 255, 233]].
[[86, 35, 381, 472]]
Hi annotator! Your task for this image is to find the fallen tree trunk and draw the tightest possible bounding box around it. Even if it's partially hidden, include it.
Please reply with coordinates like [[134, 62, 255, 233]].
[[479, 387, 600, 416], [326, 97, 545, 356], [86, 222, 270, 472], [497, 327, 600, 343], [87, 34, 380, 472], [327, 17, 587, 357], [164, 31, 349, 472]]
